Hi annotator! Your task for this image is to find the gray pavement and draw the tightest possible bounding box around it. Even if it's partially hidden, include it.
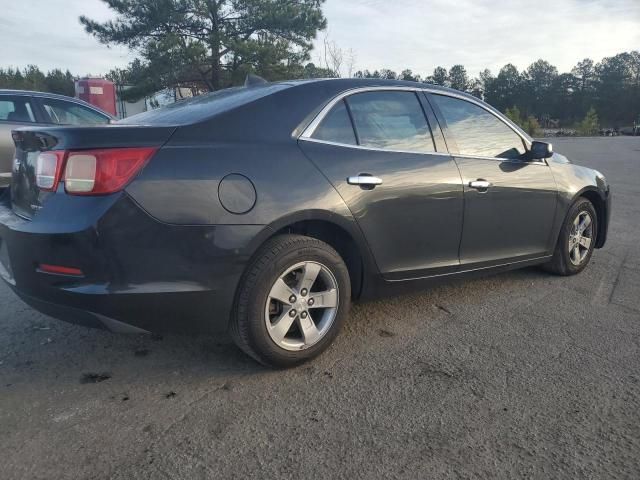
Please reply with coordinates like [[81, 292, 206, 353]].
[[1, 137, 639, 479]]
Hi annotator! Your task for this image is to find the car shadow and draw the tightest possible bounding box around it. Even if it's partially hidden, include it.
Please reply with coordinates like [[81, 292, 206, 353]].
[[0, 265, 551, 389]]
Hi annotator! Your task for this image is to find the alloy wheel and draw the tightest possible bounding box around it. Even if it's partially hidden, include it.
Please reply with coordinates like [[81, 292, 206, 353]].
[[264, 261, 339, 351], [568, 211, 594, 266]]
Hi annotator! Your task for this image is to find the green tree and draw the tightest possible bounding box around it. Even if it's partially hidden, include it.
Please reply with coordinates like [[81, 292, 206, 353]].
[[523, 59, 558, 117], [427, 66, 448, 87], [571, 58, 595, 92], [485, 64, 521, 112], [21, 65, 47, 92], [594, 52, 639, 125], [525, 115, 541, 137], [448, 64, 469, 92], [0, 68, 24, 90], [45, 69, 76, 97], [81, 0, 327, 99], [505, 105, 541, 136], [0, 66, 75, 96], [378, 69, 397, 80], [505, 105, 523, 126], [469, 68, 493, 99], [400, 69, 421, 82], [578, 107, 599, 136]]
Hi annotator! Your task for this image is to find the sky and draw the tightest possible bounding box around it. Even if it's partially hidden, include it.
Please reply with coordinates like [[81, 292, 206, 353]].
[[0, 0, 639, 78]]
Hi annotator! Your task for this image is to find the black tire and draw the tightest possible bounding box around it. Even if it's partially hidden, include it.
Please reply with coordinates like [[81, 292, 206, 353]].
[[230, 234, 351, 368], [543, 198, 598, 276]]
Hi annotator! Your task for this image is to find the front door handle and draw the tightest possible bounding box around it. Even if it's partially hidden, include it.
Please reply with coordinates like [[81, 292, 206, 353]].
[[347, 175, 383, 187], [469, 180, 491, 191]]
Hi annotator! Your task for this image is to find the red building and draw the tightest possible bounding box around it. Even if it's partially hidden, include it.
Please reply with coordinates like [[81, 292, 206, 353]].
[[74, 78, 117, 116]]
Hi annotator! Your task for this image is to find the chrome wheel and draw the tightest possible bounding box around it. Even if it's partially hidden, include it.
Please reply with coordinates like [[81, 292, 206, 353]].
[[568, 211, 594, 266], [264, 261, 339, 351]]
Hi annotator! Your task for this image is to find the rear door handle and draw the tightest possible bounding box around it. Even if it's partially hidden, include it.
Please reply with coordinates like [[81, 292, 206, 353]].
[[347, 175, 383, 187], [469, 180, 491, 191]]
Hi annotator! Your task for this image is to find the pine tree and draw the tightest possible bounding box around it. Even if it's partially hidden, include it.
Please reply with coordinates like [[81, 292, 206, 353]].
[[81, 0, 327, 100]]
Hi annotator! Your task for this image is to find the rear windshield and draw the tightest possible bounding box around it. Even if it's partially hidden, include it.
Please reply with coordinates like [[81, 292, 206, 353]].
[[118, 84, 290, 126]]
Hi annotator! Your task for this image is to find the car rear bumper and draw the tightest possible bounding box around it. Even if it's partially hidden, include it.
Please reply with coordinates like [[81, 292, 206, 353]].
[[0, 189, 267, 334]]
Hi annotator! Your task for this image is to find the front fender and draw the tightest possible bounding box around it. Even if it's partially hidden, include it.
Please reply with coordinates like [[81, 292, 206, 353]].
[[548, 158, 611, 249]]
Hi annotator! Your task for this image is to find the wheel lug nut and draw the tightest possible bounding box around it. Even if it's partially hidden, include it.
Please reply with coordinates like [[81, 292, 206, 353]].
[[301, 289, 308, 297], [289, 295, 297, 303], [308, 298, 314, 306], [289, 309, 297, 318], [301, 311, 308, 319]]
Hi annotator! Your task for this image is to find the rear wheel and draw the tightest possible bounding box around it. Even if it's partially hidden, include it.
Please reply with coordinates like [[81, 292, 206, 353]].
[[543, 198, 597, 276], [230, 234, 351, 367]]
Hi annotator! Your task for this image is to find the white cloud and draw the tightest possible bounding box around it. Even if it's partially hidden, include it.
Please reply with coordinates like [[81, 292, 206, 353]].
[[0, 0, 638, 78]]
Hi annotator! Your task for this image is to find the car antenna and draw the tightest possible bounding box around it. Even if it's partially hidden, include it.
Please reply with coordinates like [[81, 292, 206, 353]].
[[245, 74, 268, 87]]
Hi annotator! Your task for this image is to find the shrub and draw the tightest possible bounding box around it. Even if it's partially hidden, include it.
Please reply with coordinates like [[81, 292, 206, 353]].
[[578, 107, 599, 136]]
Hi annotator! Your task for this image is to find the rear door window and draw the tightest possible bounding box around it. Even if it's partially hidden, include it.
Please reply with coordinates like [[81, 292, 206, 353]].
[[346, 91, 435, 153], [431, 94, 526, 159], [0, 96, 36, 123], [39, 98, 109, 125], [311, 100, 357, 145]]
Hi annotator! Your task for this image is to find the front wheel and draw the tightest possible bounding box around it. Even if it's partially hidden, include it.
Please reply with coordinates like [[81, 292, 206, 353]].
[[543, 198, 597, 276], [230, 234, 351, 367]]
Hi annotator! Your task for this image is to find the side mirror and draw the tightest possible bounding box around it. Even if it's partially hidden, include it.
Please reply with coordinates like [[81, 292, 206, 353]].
[[529, 141, 553, 160]]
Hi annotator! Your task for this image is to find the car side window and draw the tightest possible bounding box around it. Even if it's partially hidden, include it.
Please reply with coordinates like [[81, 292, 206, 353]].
[[432, 94, 526, 159], [311, 100, 357, 145], [346, 91, 435, 153], [0, 96, 36, 123], [39, 98, 109, 125]]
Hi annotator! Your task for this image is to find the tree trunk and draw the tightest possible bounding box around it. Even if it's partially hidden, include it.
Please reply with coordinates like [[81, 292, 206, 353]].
[[208, 0, 221, 91], [211, 57, 221, 91]]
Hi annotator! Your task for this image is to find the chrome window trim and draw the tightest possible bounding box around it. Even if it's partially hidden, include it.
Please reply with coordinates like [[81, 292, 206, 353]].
[[299, 86, 533, 156], [299, 137, 546, 164], [299, 136, 444, 156], [453, 153, 548, 165]]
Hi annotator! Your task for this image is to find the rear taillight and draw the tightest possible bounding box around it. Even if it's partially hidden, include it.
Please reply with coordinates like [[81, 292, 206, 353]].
[[64, 147, 157, 195], [36, 151, 66, 191], [34, 147, 156, 195]]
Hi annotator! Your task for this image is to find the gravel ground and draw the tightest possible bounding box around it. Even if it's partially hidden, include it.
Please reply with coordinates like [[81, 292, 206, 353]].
[[1, 137, 639, 480]]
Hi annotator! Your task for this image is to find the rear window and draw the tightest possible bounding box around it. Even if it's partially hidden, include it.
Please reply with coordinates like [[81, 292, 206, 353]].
[[312, 100, 357, 145], [118, 84, 291, 126]]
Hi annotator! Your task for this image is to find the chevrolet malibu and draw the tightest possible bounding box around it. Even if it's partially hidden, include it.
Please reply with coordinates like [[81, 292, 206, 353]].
[[0, 79, 611, 367]]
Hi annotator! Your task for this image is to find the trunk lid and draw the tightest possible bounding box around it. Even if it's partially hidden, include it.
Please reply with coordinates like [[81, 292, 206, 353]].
[[10, 125, 175, 219]]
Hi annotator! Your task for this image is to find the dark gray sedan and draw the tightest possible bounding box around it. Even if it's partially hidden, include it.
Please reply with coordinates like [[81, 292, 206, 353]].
[[0, 79, 611, 367], [0, 90, 112, 186]]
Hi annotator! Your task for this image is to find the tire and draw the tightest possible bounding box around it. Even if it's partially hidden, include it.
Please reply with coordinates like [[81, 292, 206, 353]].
[[230, 234, 351, 368], [543, 198, 598, 276]]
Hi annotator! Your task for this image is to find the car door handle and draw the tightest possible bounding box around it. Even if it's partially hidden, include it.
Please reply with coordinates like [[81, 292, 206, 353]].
[[469, 180, 491, 191], [347, 175, 383, 187]]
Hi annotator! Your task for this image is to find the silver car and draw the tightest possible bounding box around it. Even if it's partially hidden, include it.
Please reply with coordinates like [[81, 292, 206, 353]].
[[0, 90, 113, 186]]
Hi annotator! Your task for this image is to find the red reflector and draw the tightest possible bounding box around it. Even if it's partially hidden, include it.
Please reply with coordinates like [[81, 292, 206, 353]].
[[38, 264, 84, 276], [64, 147, 157, 195]]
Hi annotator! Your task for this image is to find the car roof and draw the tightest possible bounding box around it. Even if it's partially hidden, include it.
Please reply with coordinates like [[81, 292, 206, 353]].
[[0, 89, 114, 118], [120, 78, 478, 127], [273, 77, 472, 98]]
